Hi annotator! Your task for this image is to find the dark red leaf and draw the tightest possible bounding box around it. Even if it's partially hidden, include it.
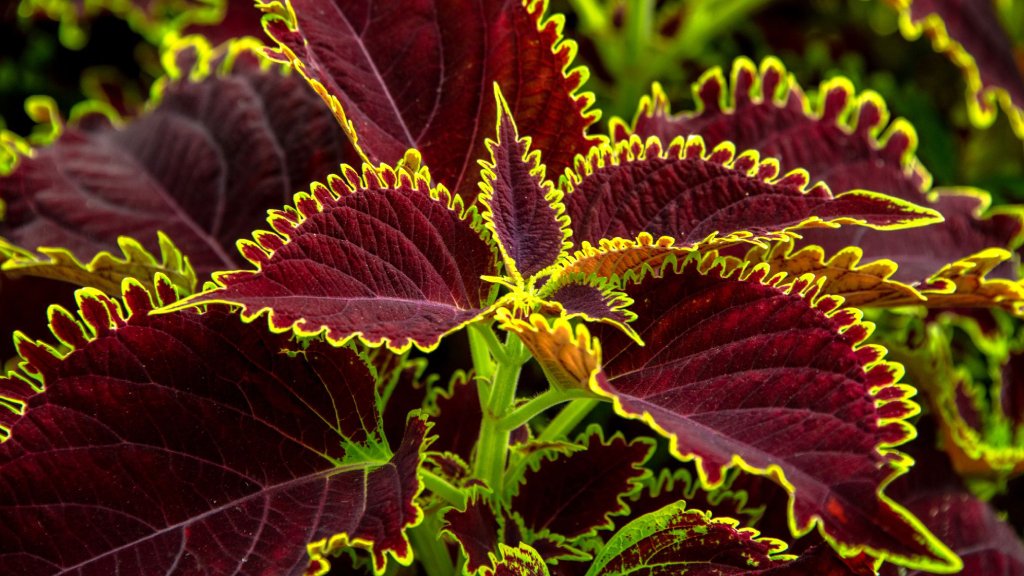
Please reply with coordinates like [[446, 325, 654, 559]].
[[480, 93, 570, 280], [0, 280, 427, 575], [619, 57, 1024, 285], [586, 252, 959, 571], [428, 372, 483, 461], [510, 427, 653, 539], [888, 0, 1024, 137], [167, 165, 499, 352], [443, 495, 502, 574], [540, 274, 634, 327], [0, 40, 355, 277], [259, 0, 599, 200], [564, 136, 939, 251]]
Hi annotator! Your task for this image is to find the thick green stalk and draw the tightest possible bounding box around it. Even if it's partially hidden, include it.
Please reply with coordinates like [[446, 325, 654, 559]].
[[539, 398, 601, 442], [499, 387, 594, 432], [421, 469, 467, 510], [473, 334, 526, 494], [408, 514, 455, 576]]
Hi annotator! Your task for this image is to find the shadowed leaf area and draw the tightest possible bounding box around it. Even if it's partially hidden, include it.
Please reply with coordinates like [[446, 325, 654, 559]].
[[0, 280, 425, 575], [0, 44, 355, 277]]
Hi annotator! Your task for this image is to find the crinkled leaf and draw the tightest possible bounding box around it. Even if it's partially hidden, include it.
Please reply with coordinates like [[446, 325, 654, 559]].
[[801, 190, 1024, 287], [565, 136, 939, 251], [260, 0, 599, 200], [0, 280, 427, 575], [0, 232, 196, 296], [480, 91, 570, 280], [584, 501, 788, 576], [166, 165, 499, 352], [586, 251, 959, 571], [619, 57, 1024, 291], [510, 427, 653, 539], [886, 0, 1024, 137], [741, 237, 925, 308], [485, 543, 550, 576], [0, 39, 355, 277]]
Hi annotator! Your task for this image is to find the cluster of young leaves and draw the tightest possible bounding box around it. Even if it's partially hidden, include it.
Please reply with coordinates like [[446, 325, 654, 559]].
[[1, 0, 1024, 575]]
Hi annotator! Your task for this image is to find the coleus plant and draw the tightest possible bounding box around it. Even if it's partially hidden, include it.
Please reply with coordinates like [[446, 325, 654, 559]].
[[0, 1, 1023, 575]]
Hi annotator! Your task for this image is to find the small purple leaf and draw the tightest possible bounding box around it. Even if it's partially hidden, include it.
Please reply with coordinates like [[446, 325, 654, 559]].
[[479, 89, 571, 281]]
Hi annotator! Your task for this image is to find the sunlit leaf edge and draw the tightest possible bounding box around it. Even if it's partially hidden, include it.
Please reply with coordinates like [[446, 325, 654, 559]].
[[611, 55, 934, 193], [584, 250, 962, 573], [565, 133, 942, 241], [0, 231, 197, 297], [478, 86, 573, 283], [256, 0, 603, 184], [632, 467, 769, 531], [483, 542, 550, 576], [886, 0, 1024, 139], [160, 160, 502, 354]]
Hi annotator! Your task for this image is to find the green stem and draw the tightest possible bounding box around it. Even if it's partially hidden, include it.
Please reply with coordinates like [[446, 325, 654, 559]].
[[421, 469, 467, 510], [473, 334, 526, 494], [408, 515, 455, 576], [468, 323, 497, 379], [498, 388, 593, 432], [539, 398, 601, 442]]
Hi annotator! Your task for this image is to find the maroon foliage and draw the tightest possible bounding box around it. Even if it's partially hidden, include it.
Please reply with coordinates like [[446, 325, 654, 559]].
[[260, 0, 599, 200], [0, 281, 426, 575]]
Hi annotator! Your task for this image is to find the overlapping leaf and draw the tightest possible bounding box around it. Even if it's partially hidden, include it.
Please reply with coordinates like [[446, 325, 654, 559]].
[[617, 57, 1024, 305], [585, 251, 959, 571], [881, 431, 1024, 576], [584, 501, 788, 576], [564, 135, 940, 251], [166, 164, 499, 352], [259, 0, 599, 200], [0, 279, 428, 575], [0, 38, 355, 277], [884, 0, 1024, 137], [509, 427, 652, 539]]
